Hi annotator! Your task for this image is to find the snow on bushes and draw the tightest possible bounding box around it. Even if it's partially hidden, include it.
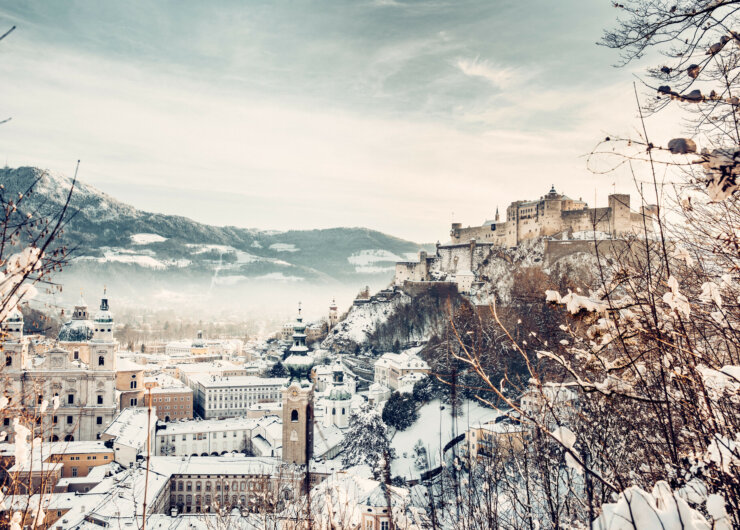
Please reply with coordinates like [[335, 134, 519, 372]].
[[593, 481, 718, 530]]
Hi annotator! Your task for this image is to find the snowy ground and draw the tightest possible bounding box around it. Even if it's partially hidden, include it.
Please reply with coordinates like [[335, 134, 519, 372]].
[[130, 233, 168, 244], [390, 398, 499, 480]]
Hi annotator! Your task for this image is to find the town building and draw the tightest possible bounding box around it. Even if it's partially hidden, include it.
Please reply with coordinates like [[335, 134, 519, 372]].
[[190, 374, 287, 419], [154, 417, 258, 456], [464, 419, 527, 464], [374, 349, 430, 391], [143, 373, 194, 421], [115, 357, 146, 410], [100, 406, 157, 467]]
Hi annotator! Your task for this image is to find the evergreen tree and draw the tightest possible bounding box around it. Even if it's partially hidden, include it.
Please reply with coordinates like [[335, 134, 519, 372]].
[[382, 391, 418, 431], [269, 361, 289, 378], [341, 403, 393, 479]]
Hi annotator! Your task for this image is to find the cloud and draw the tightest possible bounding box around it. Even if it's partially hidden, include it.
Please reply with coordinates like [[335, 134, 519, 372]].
[[456, 56, 528, 90]]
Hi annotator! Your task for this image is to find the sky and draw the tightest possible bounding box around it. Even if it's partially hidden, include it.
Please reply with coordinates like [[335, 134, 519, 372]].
[[0, 1, 675, 242]]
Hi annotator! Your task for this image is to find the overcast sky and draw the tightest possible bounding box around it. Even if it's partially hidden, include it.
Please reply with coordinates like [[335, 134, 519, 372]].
[[0, 1, 674, 242]]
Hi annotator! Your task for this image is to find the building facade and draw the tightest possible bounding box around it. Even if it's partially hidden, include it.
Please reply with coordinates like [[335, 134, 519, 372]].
[[190, 374, 287, 419], [374, 351, 429, 391], [1, 297, 118, 443]]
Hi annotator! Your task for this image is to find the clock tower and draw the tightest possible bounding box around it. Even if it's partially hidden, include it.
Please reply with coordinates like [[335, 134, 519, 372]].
[[281, 303, 315, 466]]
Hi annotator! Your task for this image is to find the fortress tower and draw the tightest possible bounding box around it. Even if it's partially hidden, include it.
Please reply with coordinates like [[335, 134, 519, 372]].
[[282, 304, 314, 466]]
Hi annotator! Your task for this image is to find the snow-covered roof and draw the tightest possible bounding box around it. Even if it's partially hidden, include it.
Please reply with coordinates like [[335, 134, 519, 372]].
[[156, 417, 258, 436], [189, 373, 288, 388], [313, 423, 345, 458], [102, 407, 157, 450], [375, 349, 429, 371], [116, 357, 146, 372]]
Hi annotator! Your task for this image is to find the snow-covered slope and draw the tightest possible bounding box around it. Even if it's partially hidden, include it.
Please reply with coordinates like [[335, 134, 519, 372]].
[[2, 166, 430, 286]]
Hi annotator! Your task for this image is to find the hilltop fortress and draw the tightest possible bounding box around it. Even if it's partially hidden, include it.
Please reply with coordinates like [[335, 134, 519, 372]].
[[394, 186, 656, 291]]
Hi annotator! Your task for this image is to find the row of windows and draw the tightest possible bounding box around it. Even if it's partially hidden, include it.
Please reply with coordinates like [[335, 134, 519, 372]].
[[175, 480, 263, 492], [168, 430, 245, 442]]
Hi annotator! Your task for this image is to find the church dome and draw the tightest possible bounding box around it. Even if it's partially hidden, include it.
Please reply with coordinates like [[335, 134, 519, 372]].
[[327, 388, 351, 401], [58, 319, 94, 342]]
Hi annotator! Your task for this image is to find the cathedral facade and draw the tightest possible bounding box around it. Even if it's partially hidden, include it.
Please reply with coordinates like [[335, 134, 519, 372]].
[[0, 295, 117, 442]]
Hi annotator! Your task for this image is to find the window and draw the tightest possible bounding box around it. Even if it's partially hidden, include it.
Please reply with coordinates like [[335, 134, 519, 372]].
[[68, 394, 74, 405], [291, 410, 298, 422], [5, 356, 11, 366], [130, 381, 137, 389], [381, 522, 389, 530], [97, 395, 103, 405], [96, 416, 103, 425], [130, 398, 137, 406], [67, 415, 73, 424], [52, 416, 57, 424], [98, 356, 105, 366], [73, 351, 79, 360], [71, 467, 78, 477]]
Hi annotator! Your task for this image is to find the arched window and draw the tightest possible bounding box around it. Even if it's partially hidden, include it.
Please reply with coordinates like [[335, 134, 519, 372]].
[[291, 410, 298, 422], [130, 381, 137, 389], [5, 356, 11, 366], [98, 356, 105, 366]]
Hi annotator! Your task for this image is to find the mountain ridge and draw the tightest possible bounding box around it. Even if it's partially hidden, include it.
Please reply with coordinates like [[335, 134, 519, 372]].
[[2, 166, 431, 311]]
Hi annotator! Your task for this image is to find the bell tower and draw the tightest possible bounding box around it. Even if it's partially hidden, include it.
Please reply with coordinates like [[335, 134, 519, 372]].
[[91, 291, 116, 371], [282, 303, 314, 466], [328, 298, 338, 330], [1, 307, 27, 370]]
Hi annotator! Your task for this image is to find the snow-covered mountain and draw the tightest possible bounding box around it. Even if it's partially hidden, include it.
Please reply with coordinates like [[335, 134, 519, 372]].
[[2, 166, 429, 312]]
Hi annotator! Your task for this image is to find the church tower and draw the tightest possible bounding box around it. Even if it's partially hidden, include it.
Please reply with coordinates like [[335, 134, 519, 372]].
[[91, 291, 116, 371], [282, 303, 314, 466], [2, 307, 27, 370], [325, 363, 351, 429], [328, 298, 338, 330]]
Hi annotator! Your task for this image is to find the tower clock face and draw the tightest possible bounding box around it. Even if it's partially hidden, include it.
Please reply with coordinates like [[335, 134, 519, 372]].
[[290, 388, 299, 399]]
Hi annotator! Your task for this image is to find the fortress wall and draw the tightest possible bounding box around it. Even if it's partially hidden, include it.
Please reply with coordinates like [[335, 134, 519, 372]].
[[451, 224, 509, 245], [561, 207, 612, 233], [435, 244, 493, 275], [394, 261, 428, 285], [544, 239, 629, 264]]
